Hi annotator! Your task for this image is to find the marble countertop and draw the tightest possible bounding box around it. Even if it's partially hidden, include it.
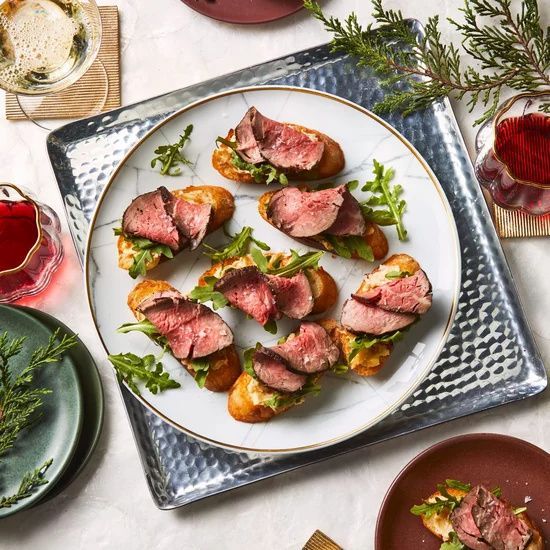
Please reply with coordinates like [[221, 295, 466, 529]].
[[1, 1, 548, 548]]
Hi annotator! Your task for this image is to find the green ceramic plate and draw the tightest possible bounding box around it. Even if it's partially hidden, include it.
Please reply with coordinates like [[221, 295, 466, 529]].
[[0, 305, 83, 518], [16, 307, 104, 504]]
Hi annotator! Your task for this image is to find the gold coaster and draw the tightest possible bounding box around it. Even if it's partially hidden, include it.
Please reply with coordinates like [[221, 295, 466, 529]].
[[493, 204, 550, 238], [5, 6, 120, 120], [303, 530, 343, 550]]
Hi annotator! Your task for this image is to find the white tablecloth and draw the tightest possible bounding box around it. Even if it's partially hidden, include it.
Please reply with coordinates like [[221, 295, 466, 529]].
[[1, 1, 548, 548]]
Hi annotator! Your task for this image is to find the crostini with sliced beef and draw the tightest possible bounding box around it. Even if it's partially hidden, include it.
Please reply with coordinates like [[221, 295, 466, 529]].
[[120, 280, 241, 392], [228, 322, 340, 423], [258, 185, 388, 261], [212, 107, 345, 185], [117, 185, 235, 278]]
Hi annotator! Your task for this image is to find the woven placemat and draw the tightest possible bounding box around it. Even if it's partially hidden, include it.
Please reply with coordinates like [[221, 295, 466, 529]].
[[303, 530, 343, 550], [493, 204, 550, 238], [5, 6, 120, 120]]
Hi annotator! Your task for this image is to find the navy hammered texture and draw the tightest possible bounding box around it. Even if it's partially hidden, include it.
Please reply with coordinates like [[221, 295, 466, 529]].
[[48, 25, 546, 509]]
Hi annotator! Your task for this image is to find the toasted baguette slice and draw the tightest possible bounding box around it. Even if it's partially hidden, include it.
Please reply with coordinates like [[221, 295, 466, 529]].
[[420, 488, 544, 550], [127, 280, 241, 392], [258, 189, 388, 261], [212, 126, 345, 185], [198, 252, 338, 316], [118, 185, 235, 274]]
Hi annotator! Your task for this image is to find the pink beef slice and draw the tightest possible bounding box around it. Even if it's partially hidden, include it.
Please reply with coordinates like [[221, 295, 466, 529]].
[[267, 186, 346, 238], [273, 322, 340, 374], [235, 107, 324, 171], [168, 197, 212, 250], [354, 270, 433, 315], [253, 346, 306, 393], [325, 186, 367, 236], [214, 266, 279, 326], [267, 271, 314, 319], [122, 186, 185, 251], [451, 485, 532, 550], [340, 298, 417, 335], [138, 293, 233, 359]]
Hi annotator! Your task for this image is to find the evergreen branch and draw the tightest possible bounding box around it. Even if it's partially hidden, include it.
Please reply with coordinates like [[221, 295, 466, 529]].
[[0, 459, 53, 509]]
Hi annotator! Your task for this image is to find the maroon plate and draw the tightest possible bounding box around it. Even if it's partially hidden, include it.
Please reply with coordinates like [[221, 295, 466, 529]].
[[376, 434, 550, 549], [180, 0, 304, 25]]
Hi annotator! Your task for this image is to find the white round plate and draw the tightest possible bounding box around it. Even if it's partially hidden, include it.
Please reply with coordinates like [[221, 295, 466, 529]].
[[86, 86, 460, 454]]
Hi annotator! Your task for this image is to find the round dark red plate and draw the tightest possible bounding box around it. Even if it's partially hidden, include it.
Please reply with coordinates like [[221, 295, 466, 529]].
[[376, 433, 550, 550], [180, 0, 304, 25]]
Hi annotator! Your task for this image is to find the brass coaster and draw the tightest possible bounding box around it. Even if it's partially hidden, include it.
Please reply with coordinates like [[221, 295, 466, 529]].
[[493, 204, 550, 238], [5, 6, 120, 120], [303, 530, 343, 550]]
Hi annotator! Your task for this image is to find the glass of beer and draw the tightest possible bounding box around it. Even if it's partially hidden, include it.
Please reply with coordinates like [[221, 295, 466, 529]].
[[0, 0, 103, 117]]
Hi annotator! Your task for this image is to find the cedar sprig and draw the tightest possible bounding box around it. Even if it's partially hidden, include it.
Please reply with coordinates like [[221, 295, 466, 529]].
[[0, 459, 53, 509], [304, 0, 550, 125]]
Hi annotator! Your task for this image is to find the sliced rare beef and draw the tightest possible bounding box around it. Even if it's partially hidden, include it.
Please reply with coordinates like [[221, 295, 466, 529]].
[[234, 107, 324, 172], [138, 292, 233, 359], [340, 298, 416, 335], [354, 270, 432, 314], [267, 185, 365, 238], [168, 197, 212, 250], [122, 187, 184, 251], [214, 266, 278, 326], [273, 322, 340, 374], [451, 485, 532, 550], [325, 186, 367, 237], [252, 346, 306, 393], [267, 272, 313, 319]]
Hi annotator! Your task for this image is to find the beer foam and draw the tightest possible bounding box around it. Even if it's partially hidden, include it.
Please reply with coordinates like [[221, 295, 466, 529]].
[[0, 0, 84, 90]]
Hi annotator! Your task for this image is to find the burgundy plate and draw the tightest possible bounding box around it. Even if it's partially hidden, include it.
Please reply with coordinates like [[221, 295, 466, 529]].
[[376, 434, 550, 549], [180, 0, 304, 25]]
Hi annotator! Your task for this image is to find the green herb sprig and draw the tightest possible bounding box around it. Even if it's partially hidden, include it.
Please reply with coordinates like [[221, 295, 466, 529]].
[[188, 276, 229, 310], [151, 124, 194, 176], [0, 459, 53, 509], [348, 330, 404, 362], [107, 352, 181, 396], [189, 359, 210, 389], [261, 378, 322, 411], [265, 250, 323, 278], [203, 226, 270, 263], [440, 532, 466, 550], [325, 235, 374, 261], [361, 160, 407, 241], [305, 0, 550, 125]]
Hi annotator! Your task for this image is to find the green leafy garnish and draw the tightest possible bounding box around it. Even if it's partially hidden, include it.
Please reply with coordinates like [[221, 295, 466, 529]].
[[514, 506, 528, 515], [411, 479, 471, 519], [151, 124, 193, 176], [263, 319, 278, 334], [107, 352, 181, 396], [348, 330, 404, 362], [440, 532, 465, 550], [203, 226, 270, 262], [266, 250, 323, 278], [188, 276, 229, 310], [346, 180, 359, 191], [232, 151, 289, 186], [0, 459, 53, 509], [189, 359, 210, 389], [117, 319, 161, 337], [361, 159, 407, 241], [332, 364, 349, 375], [325, 235, 374, 262], [492, 486, 502, 497], [385, 269, 411, 279], [446, 479, 472, 492], [261, 378, 321, 411], [250, 246, 269, 273], [242, 347, 258, 379]]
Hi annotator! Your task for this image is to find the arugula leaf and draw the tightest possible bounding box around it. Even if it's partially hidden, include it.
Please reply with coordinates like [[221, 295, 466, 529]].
[[514, 506, 527, 515], [361, 159, 407, 241], [189, 359, 210, 389], [188, 276, 228, 310], [332, 364, 349, 375], [151, 124, 194, 176], [250, 246, 269, 273], [385, 269, 411, 279], [230, 150, 289, 186], [107, 352, 181, 396], [440, 532, 465, 550], [324, 235, 352, 259], [346, 179, 359, 191], [203, 226, 270, 262], [261, 378, 321, 411], [324, 235, 374, 261], [117, 319, 160, 337], [263, 319, 278, 334], [446, 479, 472, 492], [492, 486, 502, 497], [242, 346, 258, 379], [348, 330, 404, 362], [266, 250, 323, 278], [118, 234, 174, 279], [410, 479, 470, 519]]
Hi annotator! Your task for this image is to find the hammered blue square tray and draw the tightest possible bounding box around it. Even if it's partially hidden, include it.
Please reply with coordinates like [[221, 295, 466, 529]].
[[47, 23, 546, 509]]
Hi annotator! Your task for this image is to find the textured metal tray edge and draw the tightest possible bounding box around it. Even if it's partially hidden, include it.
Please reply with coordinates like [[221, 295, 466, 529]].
[[46, 36, 547, 510]]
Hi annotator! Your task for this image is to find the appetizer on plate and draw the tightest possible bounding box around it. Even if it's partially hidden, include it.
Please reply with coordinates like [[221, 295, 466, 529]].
[[412, 479, 544, 549], [258, 184, 389, 261], [320, 254, 433, 377], [192, 249, 338, 330], [116, 185, 235, 278], [119, 280, 241, 392], [212, 106, 345, 185], [228, 322, 340, 423]]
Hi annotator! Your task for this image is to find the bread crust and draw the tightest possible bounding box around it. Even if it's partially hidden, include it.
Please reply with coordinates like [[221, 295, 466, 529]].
[[258, 189, 388, 261], [118, 185, 235, 274], [127, 280, 240, 392], [212, 125, 345, 185]]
